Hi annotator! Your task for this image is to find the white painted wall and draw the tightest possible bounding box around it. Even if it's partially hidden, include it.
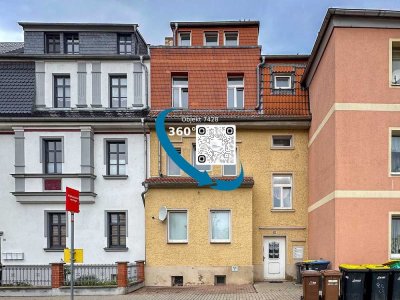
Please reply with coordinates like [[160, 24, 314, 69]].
[[41, 60, 150, 108], [0, 130, 146, 264]]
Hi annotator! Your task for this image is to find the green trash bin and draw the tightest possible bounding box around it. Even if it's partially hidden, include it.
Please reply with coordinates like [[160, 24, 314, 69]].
[[363, 264, 391, 300], [339, 264, 368, 300]]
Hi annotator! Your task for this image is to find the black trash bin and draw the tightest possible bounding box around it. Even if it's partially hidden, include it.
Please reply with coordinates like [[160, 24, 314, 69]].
[[296, 262, 306, 284], [364, 264, 391, 300], [339, 264, 368, 300], [390, 268, 400, 300]]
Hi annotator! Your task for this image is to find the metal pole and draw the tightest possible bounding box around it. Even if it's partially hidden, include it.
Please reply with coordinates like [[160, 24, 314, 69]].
[[70, 212, 74, 300]]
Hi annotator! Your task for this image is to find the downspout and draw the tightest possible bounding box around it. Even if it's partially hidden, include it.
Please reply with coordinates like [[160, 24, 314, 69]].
[[139, 55, 149, 109], [172, 23, 178, 46], [158, 140, 162, 176], [141, 117, 149, 207], [255, 56, 266, 112]]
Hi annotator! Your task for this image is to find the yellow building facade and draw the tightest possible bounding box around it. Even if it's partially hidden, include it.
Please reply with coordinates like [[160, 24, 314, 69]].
[[144, 126, 309, 285]]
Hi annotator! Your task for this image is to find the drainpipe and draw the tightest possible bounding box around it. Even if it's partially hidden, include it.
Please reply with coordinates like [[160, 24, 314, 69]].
[[172, 23, 178, 46], [141, 118, 149, 207], [255, 56, 266, 112], [139, 55, 149, 109], [158, 140, 162, 176]]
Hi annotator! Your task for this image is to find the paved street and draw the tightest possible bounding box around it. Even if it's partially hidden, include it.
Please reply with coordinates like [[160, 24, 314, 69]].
[[4, 282, 302, 300]]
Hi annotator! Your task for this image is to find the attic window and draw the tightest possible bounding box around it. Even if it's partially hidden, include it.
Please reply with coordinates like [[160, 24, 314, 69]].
[[273, 75, 292, 89], [179, 32, 191, 46], [204, 32, 218, 46], [224, 32, 238, 46], [46, 33, 60, 54]]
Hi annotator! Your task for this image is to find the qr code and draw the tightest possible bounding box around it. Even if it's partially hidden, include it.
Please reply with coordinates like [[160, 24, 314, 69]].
[[196, 125, 236, 165]]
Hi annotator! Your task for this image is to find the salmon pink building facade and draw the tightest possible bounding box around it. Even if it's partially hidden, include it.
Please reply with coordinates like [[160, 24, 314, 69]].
[[304, 8, 400, 268]]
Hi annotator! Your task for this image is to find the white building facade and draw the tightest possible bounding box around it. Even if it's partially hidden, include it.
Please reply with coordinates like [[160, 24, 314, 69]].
[[0, 22, 150, 265]]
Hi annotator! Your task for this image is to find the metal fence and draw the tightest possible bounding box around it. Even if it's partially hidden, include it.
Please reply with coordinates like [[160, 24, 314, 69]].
[[64, 264, 117, 286], [0, 265, 51, 287], [127, 263, 138, 284]]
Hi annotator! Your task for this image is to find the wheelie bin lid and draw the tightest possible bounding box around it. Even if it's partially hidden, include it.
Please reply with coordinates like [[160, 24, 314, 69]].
[[309, 259, 330, 264], [362, 264, 391, 271], [339, 264, 368, 271]]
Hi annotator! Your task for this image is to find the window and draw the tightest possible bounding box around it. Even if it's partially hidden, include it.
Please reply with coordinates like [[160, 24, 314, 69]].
[[210, 210, 231, 243], [223, 147, 237, 176], [107, 212, 126, 248], [167, 148, 181, 176], [48, 212, 66, 249], [64, 33, 79, 54], [391, 41, 400, 85], [172, 77, 188, 108], [44, 139, 62, 174], [107, 141, 126, 176], [392, 133, 400, 173], [46, 33, 60, 53], [272, 175, 292, 209], [224, 32, 238, 46], [118, 34, 132, 54], [274, 75, 292, 89], [192, 144, 211, 172], [214, 275, 226, 285], [392, 216, 400, 258], [110, 75, 127, 108], [272, 135, 293, 148], [178, 32, 191, 46], [227, 77, 244, 109], [204, 32, 218, 46], [168, 211, 188, 243], [54, 75, 70, 108]]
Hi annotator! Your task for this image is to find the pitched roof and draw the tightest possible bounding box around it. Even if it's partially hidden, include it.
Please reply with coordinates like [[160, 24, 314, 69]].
[[0, 61, 35, 115], [145, 176, 255, 188], [0, 42, 24, 54]]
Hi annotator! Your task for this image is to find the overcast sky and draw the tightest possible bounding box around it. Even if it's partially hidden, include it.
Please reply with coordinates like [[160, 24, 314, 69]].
[[1, 0, 400, 54]]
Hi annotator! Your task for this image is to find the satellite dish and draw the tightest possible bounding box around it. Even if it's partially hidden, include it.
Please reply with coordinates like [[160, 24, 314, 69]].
[[158, 206, 168, 222]]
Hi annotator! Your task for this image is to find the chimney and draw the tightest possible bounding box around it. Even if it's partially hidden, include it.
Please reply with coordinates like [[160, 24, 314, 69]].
[[165, 37, 173, 46]]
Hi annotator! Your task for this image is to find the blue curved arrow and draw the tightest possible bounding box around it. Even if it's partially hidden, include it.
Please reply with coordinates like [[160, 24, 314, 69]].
[[155, 108, 244, 191]]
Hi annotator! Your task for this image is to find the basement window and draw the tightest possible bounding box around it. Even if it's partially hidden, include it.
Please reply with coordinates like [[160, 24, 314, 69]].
[[214, 275, 226, 285], [171, 276, 183, 286]]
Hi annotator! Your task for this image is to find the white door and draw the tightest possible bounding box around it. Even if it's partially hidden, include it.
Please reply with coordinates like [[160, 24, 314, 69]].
[[264, 237, 286, 280]]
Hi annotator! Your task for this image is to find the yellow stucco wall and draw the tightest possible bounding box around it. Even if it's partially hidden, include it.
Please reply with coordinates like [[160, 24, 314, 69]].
[[146, 126, 308, 282]]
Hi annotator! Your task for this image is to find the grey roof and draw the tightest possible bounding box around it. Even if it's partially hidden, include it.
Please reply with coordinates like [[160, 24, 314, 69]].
[[0, 42, 24, 54], [0, 62, 35, 115], [170, 20, 259, 29], [18, 22, 138, 32]]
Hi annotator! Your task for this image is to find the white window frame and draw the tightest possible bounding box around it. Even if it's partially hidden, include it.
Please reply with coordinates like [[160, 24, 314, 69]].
[[178, 32, 191, 46], [389, 212, 400, 259], [272, 174, 293, 209], [192, 144, 211, 172], [167, 210, 188, 243], [271, 135, 294, 149], [274, 75, 292, 90], [227, 77, 244, 109], [172, 76, 188, 108], [224, 31, 239, 46], [167, 148, 181, 176], [389, 128, 400, 176], [209, 210, 231, 243], [389, 39, 400, 87], [204, 31, 219, 46]]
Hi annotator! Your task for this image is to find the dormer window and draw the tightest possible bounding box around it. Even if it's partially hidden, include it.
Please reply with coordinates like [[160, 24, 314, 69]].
[[224, 32, 238, 46], [64, 33, 79, 54], [46, 33, 60, 54], [204, 32, 218, 46], [118, 34, 132, 55], [178, 32, 191, 46], [273, 75, 292, 90]]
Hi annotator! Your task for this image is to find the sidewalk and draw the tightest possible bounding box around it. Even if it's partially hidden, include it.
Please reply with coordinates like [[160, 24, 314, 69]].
[[3, 282, 302, 300]]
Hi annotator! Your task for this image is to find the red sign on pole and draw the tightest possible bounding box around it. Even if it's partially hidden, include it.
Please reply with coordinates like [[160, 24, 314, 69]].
[[66, 187, 80, 213]]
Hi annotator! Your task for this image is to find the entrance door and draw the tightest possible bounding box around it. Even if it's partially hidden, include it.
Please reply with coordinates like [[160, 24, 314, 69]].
[[264, 237, 286, 280]]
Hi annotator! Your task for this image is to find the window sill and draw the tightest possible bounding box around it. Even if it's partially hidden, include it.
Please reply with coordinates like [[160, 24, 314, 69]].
[[104, 247, 128, 252], [390, 173, 400, 176], [167, 241, 188, 244], [210, 241, 231, 244], [271, 146, 295, 150], [271, 209, 295, 212], [103, 175, 128, 180], [43, 248, 65, 252]]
